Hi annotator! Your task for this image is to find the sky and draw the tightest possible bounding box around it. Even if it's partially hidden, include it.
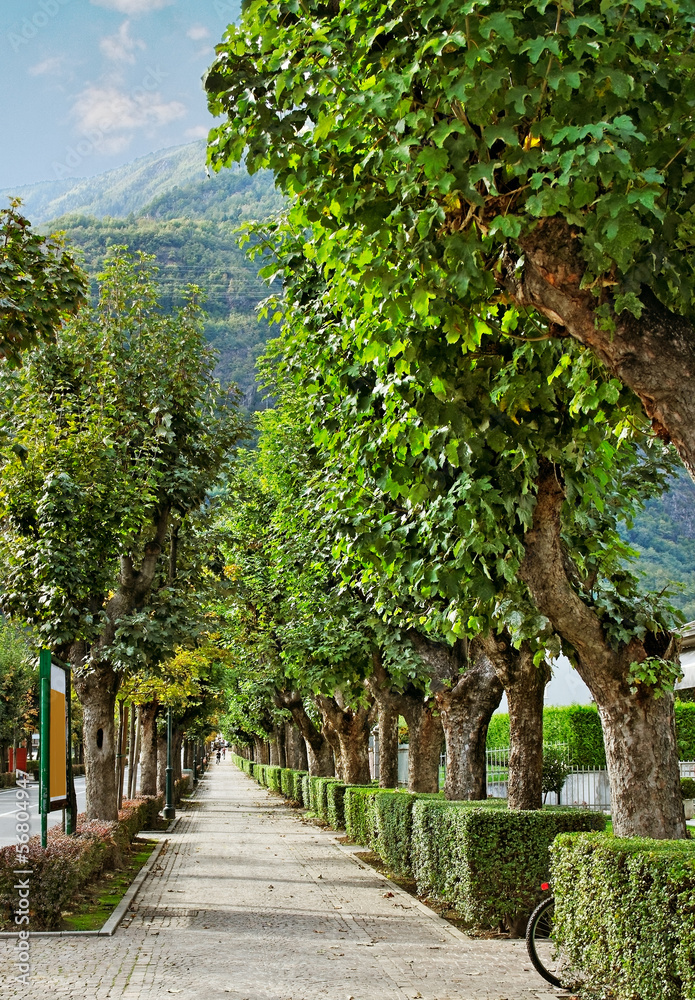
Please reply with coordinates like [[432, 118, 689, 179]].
[[0, 0, 240, 189]]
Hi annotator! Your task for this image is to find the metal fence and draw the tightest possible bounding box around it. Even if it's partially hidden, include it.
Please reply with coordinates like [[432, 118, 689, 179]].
[[374, 742, 695, 809]]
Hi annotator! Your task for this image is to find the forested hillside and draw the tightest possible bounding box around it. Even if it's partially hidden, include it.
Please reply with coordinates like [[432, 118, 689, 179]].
[[625, 467, 695, 622]]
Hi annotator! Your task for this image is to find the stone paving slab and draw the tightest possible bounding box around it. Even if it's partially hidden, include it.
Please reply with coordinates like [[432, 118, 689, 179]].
[[0, 761, 569, 1000]]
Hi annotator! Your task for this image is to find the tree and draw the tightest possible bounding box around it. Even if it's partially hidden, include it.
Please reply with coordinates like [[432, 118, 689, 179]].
[[247, 218, 686, 835], [0, 249, 245, 819], [0, 202, 86, 365], [206, 0, 695, 479], [0, 624, 35, 772]]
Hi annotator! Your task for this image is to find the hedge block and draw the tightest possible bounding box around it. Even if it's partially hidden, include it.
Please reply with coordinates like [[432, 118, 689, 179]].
[[301, 774, 311, 810], [411, 800, 606, 930], [344, 786, 380, 847], [291, 770, 307, 803], [266, 766, 283, 792], [551, 833, 695, 999]]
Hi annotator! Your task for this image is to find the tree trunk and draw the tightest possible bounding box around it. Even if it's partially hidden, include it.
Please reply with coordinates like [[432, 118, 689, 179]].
[[273, 690, 334, 776], [499, 217, 695, 482], [285, 722, 308, 770], [252, 735, 264, 764], [72, 660, 121, 821], [401, 694, 443, 794], [269, 734, 280, 766], [173, 727, 184, 782], [315, 693, 373, 785], [479, 631, 551, 810], [519, 461, 686, 838], [157, 734, 167, 794], [139, 701, 159, 797], [365, 655, 401, 788], [410, 634, 504, 800]]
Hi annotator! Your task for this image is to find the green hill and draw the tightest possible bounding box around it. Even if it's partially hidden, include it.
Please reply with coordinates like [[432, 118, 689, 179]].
[[624, 466, 695, 622]]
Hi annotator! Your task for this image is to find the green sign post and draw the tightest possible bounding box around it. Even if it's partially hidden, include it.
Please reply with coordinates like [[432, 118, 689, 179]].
[[39, 650, 77, 847]]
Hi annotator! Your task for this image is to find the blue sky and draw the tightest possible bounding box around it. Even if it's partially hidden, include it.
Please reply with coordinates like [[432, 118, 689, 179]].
[[0, 0, 239, 189]]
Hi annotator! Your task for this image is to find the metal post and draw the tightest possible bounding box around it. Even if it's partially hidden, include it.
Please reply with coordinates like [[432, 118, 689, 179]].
[[65, 666, 77, 835], [39, 649, 51, 848], [163, 706, 175, 820]]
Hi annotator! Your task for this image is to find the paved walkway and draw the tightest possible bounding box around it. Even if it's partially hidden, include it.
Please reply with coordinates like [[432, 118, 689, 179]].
[[0, 761, 567, 1000]]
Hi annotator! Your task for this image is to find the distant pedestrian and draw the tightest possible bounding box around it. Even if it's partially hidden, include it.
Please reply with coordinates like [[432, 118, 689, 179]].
[[216, 749, 221, 764], [222, 747, 226, 759]]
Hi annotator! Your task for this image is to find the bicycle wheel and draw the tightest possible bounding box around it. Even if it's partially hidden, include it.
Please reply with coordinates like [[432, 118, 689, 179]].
[[526, 896, 563, 988]]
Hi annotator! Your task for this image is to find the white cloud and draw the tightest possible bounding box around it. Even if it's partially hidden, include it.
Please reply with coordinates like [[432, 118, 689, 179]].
[[73, 85, 186, 140], [100, 21, 145, 64], [29, 56, 64, 76], [185, 125, 209, 140], [90, 0, 172, 14], [187, 26, 210, 41]]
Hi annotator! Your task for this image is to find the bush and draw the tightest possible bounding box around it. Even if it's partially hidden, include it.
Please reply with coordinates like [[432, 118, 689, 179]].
[[0, 774, 16, 789], [280, 767, 295, 798], [411, 800, 606, 931], [551, 832, 695, 999], [681, 777, 695, 799], [266, 766, 283, 792], [301, 774, 311, 810], [344, 786, 380, 847], [676, 701, 695, 761], [372, 790, 417, 876], [542, 746, 572, 799], [326, 782, 352, 829], [291, 770, 307, 804], [0, 792, 169, 930]]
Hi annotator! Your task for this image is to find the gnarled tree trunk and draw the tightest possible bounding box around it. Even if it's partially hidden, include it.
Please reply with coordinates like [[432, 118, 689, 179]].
[[72, 659, 121, 821], [315, 692, 373, 785], [274, 689, 334, 776], [479, 631, 551, 810], [411, 633, 504, 800], [366, 652, 401, 788], [499, 217, 695, 482], [157, 734, 167, 794], [401, 692, 443, 794], [138, 700, 159, 797], [519, 461, 686, 838]]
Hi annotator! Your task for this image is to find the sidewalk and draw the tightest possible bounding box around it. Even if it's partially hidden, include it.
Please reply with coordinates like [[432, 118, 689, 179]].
[[0, 761, 567, 999]]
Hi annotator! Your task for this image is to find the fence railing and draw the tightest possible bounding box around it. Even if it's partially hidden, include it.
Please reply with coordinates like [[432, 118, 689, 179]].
[[373, 743, 695, 811]]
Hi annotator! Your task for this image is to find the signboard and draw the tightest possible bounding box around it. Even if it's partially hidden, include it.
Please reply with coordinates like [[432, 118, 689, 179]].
[[39, 650, 76, 845], [49, 664, 68, 808]]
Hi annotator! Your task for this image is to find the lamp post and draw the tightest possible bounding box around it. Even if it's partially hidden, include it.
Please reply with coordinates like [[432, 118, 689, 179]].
[[163, 705, 175, 821]]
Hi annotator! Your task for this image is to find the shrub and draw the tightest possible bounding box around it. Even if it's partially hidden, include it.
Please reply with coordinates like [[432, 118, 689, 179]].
[[309, 777, 340, 821], [280, 767, 294, 798], [372, 790, 417, 876], [411, 800, 606, 931], [676, 701, 695, 761], [255, 764, 267, 786], [681, 777, 695, 799], [0, 793, 168, 930], [327, 782, 354, 829], [301, 773, 311, 809], [542, 746, 572, 799], [0, 774, 16, 789], [291, 770, 307, 804], [344, 786, 380, 847], [266, 766, 283, 792], [551, 832, 695, 999]]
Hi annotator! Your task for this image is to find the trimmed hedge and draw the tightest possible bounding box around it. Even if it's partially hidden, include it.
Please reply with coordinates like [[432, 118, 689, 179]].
[[301, 773, 311, 810], [344, 786, 380, 847], [411, 799, 606, 930], [0, 774, 16, 789], [0, 789, 179, 931], [551, 832, 695, 999], [488, 701, 695, 766]]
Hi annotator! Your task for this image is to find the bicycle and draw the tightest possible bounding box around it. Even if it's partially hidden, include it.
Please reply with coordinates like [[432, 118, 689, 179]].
[[525, 882, 564, 988]]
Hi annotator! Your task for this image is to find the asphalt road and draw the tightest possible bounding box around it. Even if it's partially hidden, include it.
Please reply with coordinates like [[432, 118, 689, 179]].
[[0, 776, 86, 846]]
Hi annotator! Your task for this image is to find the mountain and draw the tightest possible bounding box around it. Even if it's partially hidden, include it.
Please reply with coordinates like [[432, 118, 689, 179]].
[[0, 142, 254, 224], [625, 467, 695, 622], [2, 141, 286, 409]]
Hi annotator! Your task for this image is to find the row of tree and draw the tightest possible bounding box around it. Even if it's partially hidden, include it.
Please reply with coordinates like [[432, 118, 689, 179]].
[[0, 201, 242, 819], [204, 0, 695, 840]]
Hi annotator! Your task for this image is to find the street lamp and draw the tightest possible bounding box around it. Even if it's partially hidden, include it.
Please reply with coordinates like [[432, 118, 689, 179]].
[[163, 705, 175, 821]]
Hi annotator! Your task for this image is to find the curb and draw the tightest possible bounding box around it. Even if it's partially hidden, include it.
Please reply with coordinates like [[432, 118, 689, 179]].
[[0, 838, 167, 939]]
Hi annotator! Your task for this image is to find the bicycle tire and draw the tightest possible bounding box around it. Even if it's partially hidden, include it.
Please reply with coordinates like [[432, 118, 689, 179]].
[[526, 896, 563, 988]]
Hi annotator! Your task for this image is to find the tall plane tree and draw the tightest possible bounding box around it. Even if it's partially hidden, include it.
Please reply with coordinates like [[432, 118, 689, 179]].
[[0, 249, 244, 820]]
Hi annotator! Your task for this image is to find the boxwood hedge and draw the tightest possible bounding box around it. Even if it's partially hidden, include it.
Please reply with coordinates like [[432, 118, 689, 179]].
[[551, 832, 695, 999], [411, 799, 605, 931]]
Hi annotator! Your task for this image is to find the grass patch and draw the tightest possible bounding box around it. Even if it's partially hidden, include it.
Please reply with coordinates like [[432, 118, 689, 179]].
[[61, 838, 157, 931]]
